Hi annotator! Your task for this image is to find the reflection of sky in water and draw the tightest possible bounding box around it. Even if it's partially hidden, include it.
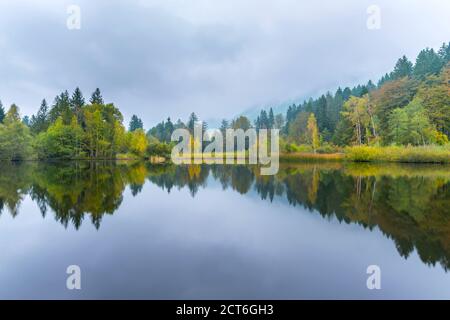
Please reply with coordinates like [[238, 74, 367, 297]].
[[1, 173, 450, 299]]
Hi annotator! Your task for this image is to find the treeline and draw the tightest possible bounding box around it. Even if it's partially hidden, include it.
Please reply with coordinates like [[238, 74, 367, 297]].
[[147, 42, 450, 154], [283, 42, 450, 149], [0, 42, 449, 161], [0, 88, 149, 160]]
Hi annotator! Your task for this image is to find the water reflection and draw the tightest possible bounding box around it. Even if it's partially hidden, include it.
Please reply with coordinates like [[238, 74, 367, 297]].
[[1, 161, 450, 270]]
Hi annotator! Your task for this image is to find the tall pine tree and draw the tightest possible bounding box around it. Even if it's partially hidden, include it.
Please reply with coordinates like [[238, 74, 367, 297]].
[[0, 100, 5, 123], [129, 115, 143, 132], [90, 88, 104, 104], [30, 99, 50, 133], [391, 55, 413, 79], [413, 48, 444, 79]]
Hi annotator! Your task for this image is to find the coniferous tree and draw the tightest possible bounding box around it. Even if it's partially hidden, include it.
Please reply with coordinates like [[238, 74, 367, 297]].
[[259, 110, 269, 129], [438, 42, 450, 63], [90, 88, 104, 104], [413, 48, 444, 79], [22, 116, 30, 126], [0, 100, 5, 123], [220, 119, 229, 135], [366, 80, 376, 92], [175, 119, 185, 129], [391, 55, 413, 79], [268, 108, 275, 128], [164, 117, 174, 142], [315, 95, 328, 132], [70, 87, 85, 111], [129, 115, 144, 132], [30, 99, 50, 134], [342, 88, 352, 101], [274, 114, 285, 129], [49, 91, 72, 124], [377, 73, 392, 87], [254, 116, 261, 131], [187, 112, 198, 134]]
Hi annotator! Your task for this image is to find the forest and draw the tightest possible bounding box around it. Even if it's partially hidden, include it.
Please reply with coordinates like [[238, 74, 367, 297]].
[[148, 42, 449, 157], [0, 42, 449, 162]]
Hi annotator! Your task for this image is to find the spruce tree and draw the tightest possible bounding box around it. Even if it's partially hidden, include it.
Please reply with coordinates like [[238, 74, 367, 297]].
[[22, 116, 30, 126], [164, 117, 174, 142], [187, 112, 198, 133], [413, 48, 444, 79], [70, 87, 85, 111], [129, 115, 143, 132], [268, 108, 275, 128], [90, 88, 104, 104], [392, 55, 413, 79], [30, 99, 50, 133], [438, 42, 450, 64], [0, 100, 5, 123]]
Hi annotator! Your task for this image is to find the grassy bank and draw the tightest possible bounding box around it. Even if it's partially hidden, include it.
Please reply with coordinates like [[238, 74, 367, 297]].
[[344, 145, 450, 163], [148, 146, 450, 164], [279, 152, 344, 162], [7, 146, 448, 165]]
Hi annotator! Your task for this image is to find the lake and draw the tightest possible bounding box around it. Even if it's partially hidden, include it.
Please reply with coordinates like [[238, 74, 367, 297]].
[[0, 161, 449, 299]]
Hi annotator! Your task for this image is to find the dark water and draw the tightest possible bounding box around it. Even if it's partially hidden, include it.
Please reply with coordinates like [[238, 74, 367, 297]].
[[0, 161, 450, 299]]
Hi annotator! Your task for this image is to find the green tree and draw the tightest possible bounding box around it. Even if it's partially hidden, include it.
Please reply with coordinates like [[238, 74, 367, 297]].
[[391, 55, 413, 79], [84, 108, 107, 157], [49, 91, 73, 124], [22, 116, 30, 126], [231, 116, 251, 130], [70, 87, 85, 124], [406, 101, 435, 145], [34, 116, 84, 159], [129, 115, 144, 132], [258, 110, 269, 129], [287, 111, 310, 144], [30, 99, 50, 134], [164, 117, 174, 142], [0, 104, 32, 160], [220, 119, 229, 136], [90, 88, 104, 104], [413, 48, 444, 79], [0, 100, 5, 123], [187, 112, 198, 134], [306, 113, 320, 153], [438, 42, 450, 63], [127, 129, 148, 156], [332, 117, 354, 146], [342, 96, 370, 145], [274, 113, 285, 130], [371, 77, 417, 142], [268, 108, 275, 128], [387, 108, 409, 145], [416, 65, 450, 136], [70, 87, 85, 111]]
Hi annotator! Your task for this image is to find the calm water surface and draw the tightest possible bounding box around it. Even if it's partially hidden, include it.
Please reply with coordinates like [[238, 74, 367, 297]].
[[0, 161, 449, 299]]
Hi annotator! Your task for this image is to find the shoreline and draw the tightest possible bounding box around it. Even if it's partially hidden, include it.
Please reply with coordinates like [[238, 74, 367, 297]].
[[1, 145, 449, 164]]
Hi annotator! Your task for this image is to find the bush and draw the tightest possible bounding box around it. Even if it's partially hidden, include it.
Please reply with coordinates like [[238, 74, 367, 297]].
[[283, 143, 313, 153], [147, 142, 173, 158]]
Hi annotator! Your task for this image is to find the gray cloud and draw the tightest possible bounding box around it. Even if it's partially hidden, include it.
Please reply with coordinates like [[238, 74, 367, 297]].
[[0, 0, 449, 127]]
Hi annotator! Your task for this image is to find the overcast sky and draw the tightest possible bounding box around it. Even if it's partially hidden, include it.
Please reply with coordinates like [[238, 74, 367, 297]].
[[0, 0, 449, 127]]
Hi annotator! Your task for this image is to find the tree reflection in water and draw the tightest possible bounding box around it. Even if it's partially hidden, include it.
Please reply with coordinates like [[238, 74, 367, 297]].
[[0, 161, 449, 270]]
